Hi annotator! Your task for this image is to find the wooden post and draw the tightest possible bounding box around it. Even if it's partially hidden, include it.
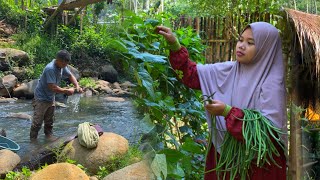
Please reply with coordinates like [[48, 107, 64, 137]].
[[288, 40, 303, 180], [195, 17, 200, 35], [289, 92, 302, 180], [44, 0, 66, 30], [80, 8, 83, 34]]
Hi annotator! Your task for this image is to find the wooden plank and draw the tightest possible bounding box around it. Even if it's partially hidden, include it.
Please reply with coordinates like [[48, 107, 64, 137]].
[[187, 17, 192, 27], [60, 0, 106, 10], [215, 17, 220, 62], [206, 46, 213, 63], [202, 39, 229, 43]]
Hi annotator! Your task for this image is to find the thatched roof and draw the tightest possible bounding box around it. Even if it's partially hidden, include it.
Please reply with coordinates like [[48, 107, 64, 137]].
[[285, 8, 320, 77]]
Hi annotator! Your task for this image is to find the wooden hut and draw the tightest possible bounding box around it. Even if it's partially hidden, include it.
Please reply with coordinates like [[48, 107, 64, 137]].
[[284, 8, 320, 180]]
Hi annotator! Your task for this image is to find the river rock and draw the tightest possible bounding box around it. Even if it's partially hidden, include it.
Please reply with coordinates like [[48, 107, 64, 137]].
[[0, 97, 17, 103], [100, 86, 113, 94], [0, 74, 17, 97], [12, 79, 38, 99], [0, 48, 30, 71], [98, 64, 118, 83], [103, 161, 155, 180], [96, 80, 110, 87], [15, 133, 78, 171], [104, 97, 125, 102], [0, 149, 21, 175], [84, 89, 93, 97], [7, 112, 32, 120], [30, 163, 89, 180], [111, 82, 121, 89], [61, 132, 129, 174], [95, 80, 112, 94], [120, 81, 136, 89], [12, 67, 27, 81]]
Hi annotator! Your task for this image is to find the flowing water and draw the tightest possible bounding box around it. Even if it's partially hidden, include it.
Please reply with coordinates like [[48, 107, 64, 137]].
[[0, 95, 153, 157]]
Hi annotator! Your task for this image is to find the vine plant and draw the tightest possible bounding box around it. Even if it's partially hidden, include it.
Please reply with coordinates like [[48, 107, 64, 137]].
[[114, 10, 208, 179]]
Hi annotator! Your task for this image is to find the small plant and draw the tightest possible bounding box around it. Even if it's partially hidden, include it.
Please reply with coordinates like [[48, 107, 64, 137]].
[[21, 166, 32, 178], [5, 166, 32, 180], [79, 77, 97, 89], [96, 166, 109, 179], [4, 171, 20, 180]]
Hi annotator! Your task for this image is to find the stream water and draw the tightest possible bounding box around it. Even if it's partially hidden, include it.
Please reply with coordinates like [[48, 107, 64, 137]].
[[0, 95, 153, 157]]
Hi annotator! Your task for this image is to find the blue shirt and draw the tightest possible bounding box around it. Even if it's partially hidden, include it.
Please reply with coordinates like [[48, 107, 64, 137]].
[[34, 59, 71, 102]]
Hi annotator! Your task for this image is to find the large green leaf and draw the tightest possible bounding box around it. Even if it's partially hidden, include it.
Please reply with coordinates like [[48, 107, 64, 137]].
[[181, 138, 203, 154], [108, 40, 128, 53], [167, 163, 185, 178], [159, 149, 185, 163], [151, 154, 168, 179], [128, 48, 167, 64], [144, 19, 160, 27], [137, 64, 155, 99]]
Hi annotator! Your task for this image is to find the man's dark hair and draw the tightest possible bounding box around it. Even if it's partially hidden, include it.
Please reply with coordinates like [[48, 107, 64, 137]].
[[56, 50, 71, 62]]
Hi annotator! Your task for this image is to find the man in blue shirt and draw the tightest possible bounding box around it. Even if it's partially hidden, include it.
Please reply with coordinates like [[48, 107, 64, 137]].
[[30, 50, 83, 141]]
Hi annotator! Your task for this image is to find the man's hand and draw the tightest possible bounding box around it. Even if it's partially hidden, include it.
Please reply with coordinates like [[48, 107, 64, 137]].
[[75, 86, 83, 93], [64, 88, 75, 96], [155, 26, 177, 44], [205, 100, 226, 116]]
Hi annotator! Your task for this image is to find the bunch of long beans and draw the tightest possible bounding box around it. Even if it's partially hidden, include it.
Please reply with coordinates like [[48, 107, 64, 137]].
[[205, 109, 286, 180]]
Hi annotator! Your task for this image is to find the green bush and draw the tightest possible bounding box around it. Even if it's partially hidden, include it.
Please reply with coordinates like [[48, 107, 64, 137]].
[[0, 1, 25, 26], [13, 32, 60, 65], [79, 77, 97, 89]]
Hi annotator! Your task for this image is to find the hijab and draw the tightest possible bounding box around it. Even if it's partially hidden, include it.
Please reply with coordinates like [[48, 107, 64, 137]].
[[197, 22, 287, 152]]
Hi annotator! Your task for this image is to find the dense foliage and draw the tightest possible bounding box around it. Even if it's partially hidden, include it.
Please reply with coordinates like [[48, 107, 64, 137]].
[[113, 11, 209, 179]]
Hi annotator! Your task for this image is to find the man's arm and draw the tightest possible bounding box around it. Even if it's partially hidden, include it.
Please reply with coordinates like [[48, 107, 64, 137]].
[[69, 74, 83, 93], [48, 83, 74, 95]]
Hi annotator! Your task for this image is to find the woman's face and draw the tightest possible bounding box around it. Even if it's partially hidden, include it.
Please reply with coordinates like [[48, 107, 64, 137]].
[[236, 28, 256, 64]]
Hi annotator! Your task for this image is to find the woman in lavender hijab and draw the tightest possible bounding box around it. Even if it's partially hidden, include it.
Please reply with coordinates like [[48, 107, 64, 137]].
[[156, 22, 287, 180]]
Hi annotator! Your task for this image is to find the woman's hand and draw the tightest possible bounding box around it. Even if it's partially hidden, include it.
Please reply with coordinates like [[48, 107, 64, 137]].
[[155, 26, 177, 44], [205, 100, 226, 116]]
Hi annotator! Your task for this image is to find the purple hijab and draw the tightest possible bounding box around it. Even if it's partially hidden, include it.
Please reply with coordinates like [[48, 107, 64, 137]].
[[197, 22, 287, 152]]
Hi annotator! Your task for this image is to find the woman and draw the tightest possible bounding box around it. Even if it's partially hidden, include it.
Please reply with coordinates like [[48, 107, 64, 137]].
[[156, 22, 287, 179]]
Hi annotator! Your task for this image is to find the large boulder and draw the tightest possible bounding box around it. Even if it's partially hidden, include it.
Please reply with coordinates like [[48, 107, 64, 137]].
[[12, 79, 38, 99], [103, 161, 155, 180], [0, 74, 17, 97], [98, 64, 118, 83], [0, 48, 30, 71], [0, 149, 21, 175], [30, 163, 89, 180], [12, 67, 27, 81], [67, 65, 80, 80], [61, 132, 129, 174]]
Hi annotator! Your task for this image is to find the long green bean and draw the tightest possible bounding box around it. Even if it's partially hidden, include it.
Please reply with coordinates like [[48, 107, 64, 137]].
[[204, 109, 286, 180]]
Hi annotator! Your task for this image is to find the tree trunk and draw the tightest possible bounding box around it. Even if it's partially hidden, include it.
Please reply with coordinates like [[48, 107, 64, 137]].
[[21, 0, 25, 10], [133, 0, 138, 14], [160, 0, 164, 12], [144, 0, 149, 11]]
